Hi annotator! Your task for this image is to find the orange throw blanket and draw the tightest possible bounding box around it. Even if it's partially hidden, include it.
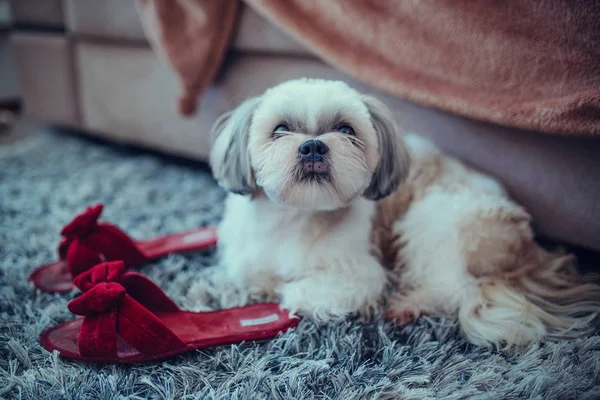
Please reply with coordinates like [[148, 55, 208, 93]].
[[137, 0, 600, 136]]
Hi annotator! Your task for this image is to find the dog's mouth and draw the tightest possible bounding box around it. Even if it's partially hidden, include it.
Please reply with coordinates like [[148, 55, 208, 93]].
[[298, 160, 331, 182]]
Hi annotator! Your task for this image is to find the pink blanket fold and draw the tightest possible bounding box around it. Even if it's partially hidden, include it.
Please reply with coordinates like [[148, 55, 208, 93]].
[[138, 0, 600, 136]]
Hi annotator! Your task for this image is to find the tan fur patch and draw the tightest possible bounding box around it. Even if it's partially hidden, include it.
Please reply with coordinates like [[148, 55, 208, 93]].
[[370, 138, 447, 270], [464, 215, 537, 278], [371, 182, 414, 269]]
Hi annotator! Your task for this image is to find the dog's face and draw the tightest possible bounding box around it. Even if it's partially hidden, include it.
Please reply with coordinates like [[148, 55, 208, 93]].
[[210, 79, 410, 210]]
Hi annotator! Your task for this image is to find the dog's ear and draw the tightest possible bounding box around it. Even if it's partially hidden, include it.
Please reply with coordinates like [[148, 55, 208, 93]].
[[210, 97, 261, 195], [361, 95, 411, 200]]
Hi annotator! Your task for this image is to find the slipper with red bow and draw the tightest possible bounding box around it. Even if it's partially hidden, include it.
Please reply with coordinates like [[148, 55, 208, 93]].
[[29, 204, 218, 293], [40, 261, 299, 363]]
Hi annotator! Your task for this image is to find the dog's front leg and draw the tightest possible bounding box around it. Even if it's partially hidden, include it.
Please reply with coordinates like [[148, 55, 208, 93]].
[[277, 267, 386, 321]]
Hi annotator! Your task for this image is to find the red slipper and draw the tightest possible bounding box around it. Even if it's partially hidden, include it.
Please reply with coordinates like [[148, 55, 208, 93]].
[[29, 204, 218, 293], [40, 261, 299, 363]]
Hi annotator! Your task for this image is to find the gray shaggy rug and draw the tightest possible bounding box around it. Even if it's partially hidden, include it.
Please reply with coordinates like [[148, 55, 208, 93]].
[[1, 129, 600, 400]]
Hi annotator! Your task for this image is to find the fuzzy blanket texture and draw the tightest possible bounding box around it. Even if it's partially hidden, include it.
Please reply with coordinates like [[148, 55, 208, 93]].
[[1, 130, 600, 399], [137, 0, 600, 136]]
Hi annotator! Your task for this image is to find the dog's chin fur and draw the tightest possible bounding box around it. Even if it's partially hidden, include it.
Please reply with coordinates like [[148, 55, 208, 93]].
[[378, 134, 600, 351]]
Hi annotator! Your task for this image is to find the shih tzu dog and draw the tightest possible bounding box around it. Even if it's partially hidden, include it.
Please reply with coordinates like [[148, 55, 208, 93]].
[[377, 134, 600, 349], [209, 77, 600, 348], [209, 78, 410, 320]]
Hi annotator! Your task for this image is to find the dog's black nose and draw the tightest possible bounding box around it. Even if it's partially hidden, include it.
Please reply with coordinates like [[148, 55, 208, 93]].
[[299, 140, 329, 161]]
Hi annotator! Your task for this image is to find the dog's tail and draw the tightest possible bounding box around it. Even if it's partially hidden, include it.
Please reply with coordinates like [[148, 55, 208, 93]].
[[459, 251, 600, 351]]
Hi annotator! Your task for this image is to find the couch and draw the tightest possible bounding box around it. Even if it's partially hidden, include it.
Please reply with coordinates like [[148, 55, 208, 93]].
[[8, 0, 600, 251]]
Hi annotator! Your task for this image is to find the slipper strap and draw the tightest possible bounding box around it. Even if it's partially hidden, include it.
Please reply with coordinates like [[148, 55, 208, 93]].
[[121, 273, 180, 313], [117, 296, 186, 356], [58, 204, 148, 278], [68, 262, 185, 358]]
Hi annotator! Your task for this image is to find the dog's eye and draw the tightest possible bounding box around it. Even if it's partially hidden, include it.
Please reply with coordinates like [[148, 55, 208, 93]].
[[336, 125, 355, 135], [273, 124, 290, 133]]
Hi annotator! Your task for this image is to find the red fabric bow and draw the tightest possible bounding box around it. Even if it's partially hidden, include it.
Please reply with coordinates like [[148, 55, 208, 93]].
[[67, 261, 127, 357], [61, 204, 104, 239], [70, 261, 127, 315], [57, 205, 105, 275], [72, 259, 125, 292], [67, 261, 185, 358], [69, 283, 126, 315], [55, 204, 146, 278]]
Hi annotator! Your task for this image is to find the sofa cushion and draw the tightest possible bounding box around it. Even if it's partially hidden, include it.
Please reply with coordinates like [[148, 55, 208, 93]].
[[0, 34, 20, 99], [10, 0, 64, 28], [75, 41, 216, 158], [65, 0, 146, 42], [11, 33, 78, 125], [73, 42, 323, 163], [65, 0, 310, 55]]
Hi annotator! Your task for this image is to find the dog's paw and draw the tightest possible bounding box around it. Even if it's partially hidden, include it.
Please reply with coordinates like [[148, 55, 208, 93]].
[[386, 307, 421, 326], [385, 298, 430, 327], [278, 279, 364, 322]]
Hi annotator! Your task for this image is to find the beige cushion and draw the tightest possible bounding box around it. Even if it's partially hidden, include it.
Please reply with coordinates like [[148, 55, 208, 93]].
[[75, 41, 215, 159], [10, 0, 64, 27], [0, 34, 20, 99], [74, 43, 328, 160], [65, 0, 310, 55], [11, 33, 78, 125], [65, 0, 146, 42]]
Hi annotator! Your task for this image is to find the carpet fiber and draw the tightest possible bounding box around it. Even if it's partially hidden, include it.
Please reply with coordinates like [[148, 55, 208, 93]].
[[1, 129, 599, 400]]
